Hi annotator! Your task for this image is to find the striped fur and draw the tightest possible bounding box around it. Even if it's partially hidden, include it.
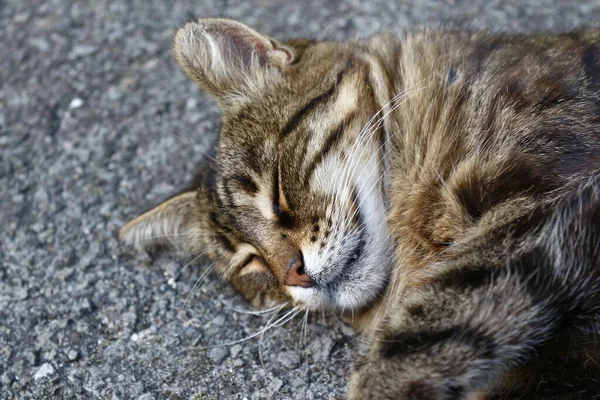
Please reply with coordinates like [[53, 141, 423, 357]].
[[120, 19, 600, 398]]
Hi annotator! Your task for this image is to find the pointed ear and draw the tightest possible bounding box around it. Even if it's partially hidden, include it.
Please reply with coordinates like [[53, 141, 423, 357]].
[[119, 191, 205, 254], [174, 18, 295, 99]]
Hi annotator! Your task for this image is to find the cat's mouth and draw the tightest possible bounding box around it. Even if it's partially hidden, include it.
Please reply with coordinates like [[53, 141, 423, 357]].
[[285, 235, 385, 311]]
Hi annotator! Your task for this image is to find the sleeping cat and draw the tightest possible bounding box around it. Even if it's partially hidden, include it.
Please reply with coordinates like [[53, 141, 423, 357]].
[[119, 18, 600, 399]]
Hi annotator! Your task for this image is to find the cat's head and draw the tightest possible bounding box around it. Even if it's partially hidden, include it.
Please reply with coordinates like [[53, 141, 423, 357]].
[[120, 18, 395, 313]]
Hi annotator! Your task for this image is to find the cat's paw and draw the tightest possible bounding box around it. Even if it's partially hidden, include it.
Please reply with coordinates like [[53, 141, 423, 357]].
[[348, 352, 491, 400]]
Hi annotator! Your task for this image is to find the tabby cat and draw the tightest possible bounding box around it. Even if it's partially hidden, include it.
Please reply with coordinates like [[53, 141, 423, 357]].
[[119, 18, 600, 399]]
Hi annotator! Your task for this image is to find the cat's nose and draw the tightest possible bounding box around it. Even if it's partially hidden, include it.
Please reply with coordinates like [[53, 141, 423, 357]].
[[284, 259, 315, 288]]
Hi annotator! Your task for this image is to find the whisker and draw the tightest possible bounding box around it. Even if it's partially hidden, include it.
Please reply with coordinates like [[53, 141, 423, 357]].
[[220, 301, 289, 316], [301, 309, 310, 370], [183, 262, 215, 306], [151, 250, 209, 288], [335, 72, 442, 214], [258, 305, 288, 370], [196, 307, 301, 349], [336, 75, 435, 200]]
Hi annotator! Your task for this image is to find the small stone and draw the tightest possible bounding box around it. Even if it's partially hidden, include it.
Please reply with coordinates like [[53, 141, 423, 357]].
[[30, 37, 50, 52], [13, 287, 28, 301], [291, 377, 305, 388], [23, 350, 39, 366], [163, 262, 179, 276], [68, 44, 96, 60], [232, 359, 244, 368], [277, 351, 300, 369], [230, 344, 243, 357], [67, 349, 79, 361], [122, 311, 137, 328], [69, 98, 84, 110], [1, 372, 14, 386], [267, 378, 283, 393], [1, 346, 12, 359], [130, 333, 139, 342], [208, 347, 228, 364], [34, 363, 55, 380], [311, 336, 334, 362], [137, 394, 154, 400], [210, 315, 225, 326], [13, 13, 30, 23], [44, 349, 57, 361]]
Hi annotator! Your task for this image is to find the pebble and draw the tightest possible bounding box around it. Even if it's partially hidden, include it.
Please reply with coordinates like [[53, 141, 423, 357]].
[[310, 336, 334, 362], [230, 344, 243, 357], [13, 12, 29, 23], [68, 44, 96, 60], [277, 351, 300, 369], [208, 347, 228, 364], [33, 363, 55, 380], [69, 98, 84, 110], [210, 315, 225, 326], [68, 349, 79, 361], [232, 359, 244, 368], [267, 378, 283, 393], [1, 373, 13, 386], [13, 287, 28, 301], [30, 37, 50, 52], [44, 349, 57, 361], [23, 350, 38, 366], [291, 377, 305, 388]]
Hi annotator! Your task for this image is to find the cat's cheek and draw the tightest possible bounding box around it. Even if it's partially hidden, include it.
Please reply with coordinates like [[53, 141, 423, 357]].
[[230, 263, 291, 309]]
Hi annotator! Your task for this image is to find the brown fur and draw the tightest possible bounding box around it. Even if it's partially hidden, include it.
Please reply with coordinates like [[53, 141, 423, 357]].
[[120, 19, 600, 399]]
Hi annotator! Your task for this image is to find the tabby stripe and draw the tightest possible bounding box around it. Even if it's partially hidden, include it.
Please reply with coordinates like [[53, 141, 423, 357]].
[[582, 43, 600, 92], [302, 112, 355, 187], [433, 265, 497, 292], [382, 325, 498, 360], [272, 162, 295, 226], [279, 58, 353, 138], [272, 162, 280, 211], [221, 180, 236, 209], [216, 232, 236, 253], [350, 185, 362, 227]]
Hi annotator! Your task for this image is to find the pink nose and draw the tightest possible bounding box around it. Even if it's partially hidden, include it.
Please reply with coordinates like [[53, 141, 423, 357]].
[[284, 260, 315, 288]]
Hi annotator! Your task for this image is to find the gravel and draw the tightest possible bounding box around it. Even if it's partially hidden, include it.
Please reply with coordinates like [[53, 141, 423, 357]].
[[2, 0, 599, 399]]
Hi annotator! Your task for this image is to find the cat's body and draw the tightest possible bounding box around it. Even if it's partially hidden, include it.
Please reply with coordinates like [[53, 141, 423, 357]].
[[120, 20, 600, 399]]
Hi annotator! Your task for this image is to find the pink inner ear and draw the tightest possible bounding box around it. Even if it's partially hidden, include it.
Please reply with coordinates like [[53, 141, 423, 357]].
[[204, 23, 292, 69], [269, 39, 294, 63], [205, 24, 273, 68]]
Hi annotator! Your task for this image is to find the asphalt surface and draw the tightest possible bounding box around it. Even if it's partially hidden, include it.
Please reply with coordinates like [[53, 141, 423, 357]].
[[2, 0, 600, 399]]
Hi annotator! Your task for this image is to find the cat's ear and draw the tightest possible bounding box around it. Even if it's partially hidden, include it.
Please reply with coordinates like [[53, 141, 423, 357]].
[[119, 191, 205, 254], [174, 18, 295, 99]]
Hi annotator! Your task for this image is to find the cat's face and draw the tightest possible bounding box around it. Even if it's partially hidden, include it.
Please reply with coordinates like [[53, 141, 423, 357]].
[[120, 19, 394, 313]]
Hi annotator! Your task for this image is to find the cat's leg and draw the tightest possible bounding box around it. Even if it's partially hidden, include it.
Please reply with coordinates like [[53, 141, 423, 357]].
[[349, 176, 600, 400]]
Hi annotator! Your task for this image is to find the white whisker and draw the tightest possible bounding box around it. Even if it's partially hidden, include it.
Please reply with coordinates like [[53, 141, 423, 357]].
[[197, 307, 301, 349], [183, 262, 215, 306]]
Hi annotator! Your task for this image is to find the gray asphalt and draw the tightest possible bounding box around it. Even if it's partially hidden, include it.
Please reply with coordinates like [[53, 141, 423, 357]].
[[2, 0, 600, 399]]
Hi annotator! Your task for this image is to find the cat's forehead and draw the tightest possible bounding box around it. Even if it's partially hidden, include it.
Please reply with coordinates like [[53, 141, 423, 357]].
[[217, 42, 367, 150], [212, 40, 380, 221]]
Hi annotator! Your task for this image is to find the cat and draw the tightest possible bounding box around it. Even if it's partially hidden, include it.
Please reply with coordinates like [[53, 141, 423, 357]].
[[119, 18, 600, 399]]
